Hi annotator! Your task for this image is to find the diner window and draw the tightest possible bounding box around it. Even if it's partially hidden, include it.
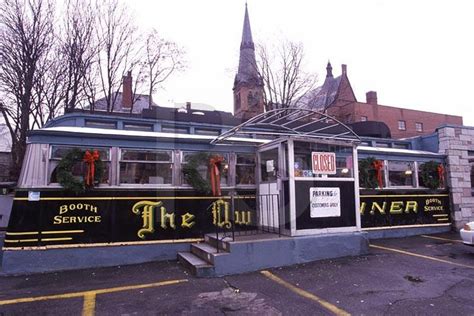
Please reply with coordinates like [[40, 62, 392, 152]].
[[360, 116, 368, 122], [119, 149, 173, 185], [392, 143, 409, 149], [85, 120, 116, 129], [415, 122, 423, 132], [388, 160, 414, 187], [293, 141, 353, 178], [194, 128, 220, 136], [182, 152, 229, 186], [398, 120, 406, 131], [49, 146, 110, 184], [123, 123, 153, 132], [236, 153, 256, 185], [375, 142, 390, 148], [161, 125, 189, 134]]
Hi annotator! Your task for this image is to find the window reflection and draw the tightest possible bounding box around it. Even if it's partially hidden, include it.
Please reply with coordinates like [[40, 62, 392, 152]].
[[293, 141, 353, 178], [388, 161, 414, 187]]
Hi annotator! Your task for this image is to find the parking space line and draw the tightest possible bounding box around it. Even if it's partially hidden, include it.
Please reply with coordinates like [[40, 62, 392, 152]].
[[82, 292, 96, 316], [420, 235, 463, 243], [0, 279, 188, 309], [260, 270, 350, 316], [370, 244, 474, 269]]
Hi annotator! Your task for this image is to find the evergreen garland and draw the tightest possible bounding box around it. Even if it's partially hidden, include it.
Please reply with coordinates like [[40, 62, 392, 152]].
[[358, 157, 378, 189], [57, 148, 104, 194], [419, 161, 441, 189], [182, 152, 223, 195]]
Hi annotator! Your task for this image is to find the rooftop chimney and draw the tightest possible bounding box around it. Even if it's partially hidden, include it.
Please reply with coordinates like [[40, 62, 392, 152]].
[[366, 91, 378, 105], [341, 64, 347, 75], [186, 102, 191, 111], [122, 71, 133, 109]]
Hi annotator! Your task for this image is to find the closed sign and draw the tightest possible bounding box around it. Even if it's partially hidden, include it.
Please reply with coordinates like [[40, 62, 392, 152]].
[[312, 152, 336, 175]]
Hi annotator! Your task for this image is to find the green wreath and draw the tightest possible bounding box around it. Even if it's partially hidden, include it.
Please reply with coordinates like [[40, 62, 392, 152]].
[[182, 152, 223, 195], [57, 148, 104, 194], [419, 161, 441, 189], [358, 157, 378, 189]]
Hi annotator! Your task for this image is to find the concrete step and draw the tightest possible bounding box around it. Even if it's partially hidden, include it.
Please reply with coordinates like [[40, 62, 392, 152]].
[[191, 242, 228, 265], [177, 251, 215, 277], [204, 234, 232, 252]]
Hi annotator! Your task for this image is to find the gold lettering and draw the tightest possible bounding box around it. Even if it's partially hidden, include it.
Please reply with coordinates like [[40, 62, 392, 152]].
[[77, 203, 83, 210], [235, 211, 252, 225], [95, 216, 101, 223], [390, 201, 404, 214], [405, 201, 418, 213], [360, 202, 367, 215], [212, 199, 231, 228], [59, 205, 68, 215], [370, 202, 386, 215], [181, 213, 195, 228], [90, 205, 98, 213], [132, 201, 162, 239], [160, 206, 176, 229], [69, 204, 76, 211], [53, 215, 62, 224], [69, 216, 76, 223]]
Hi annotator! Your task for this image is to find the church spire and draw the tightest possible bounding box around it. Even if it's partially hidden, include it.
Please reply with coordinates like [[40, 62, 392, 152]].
[[234, 4, 260, 87], [233, 3, 264, 120], [241, 3, 254, 49]]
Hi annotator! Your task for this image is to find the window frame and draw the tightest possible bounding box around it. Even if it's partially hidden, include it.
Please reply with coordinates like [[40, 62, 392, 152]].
[[118, 148, 174, 186], [386, 160, 416, 188], [48, 145, 111, 186], [181, 151, 231, 187], [398, 120, 406, 131], [235, 153, 257, 187], [415, 122, 423, 132]]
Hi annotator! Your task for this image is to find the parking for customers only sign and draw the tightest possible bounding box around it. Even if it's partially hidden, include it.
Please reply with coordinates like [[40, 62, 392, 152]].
[[312, 152, 336, 175], [310, 187, 341, 218]]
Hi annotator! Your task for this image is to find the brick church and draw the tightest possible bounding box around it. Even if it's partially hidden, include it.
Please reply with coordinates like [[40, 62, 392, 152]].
[[232, 5, 463, 139]]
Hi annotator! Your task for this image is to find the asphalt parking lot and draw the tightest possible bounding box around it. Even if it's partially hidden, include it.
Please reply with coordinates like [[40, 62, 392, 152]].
[[0, 232, 473, 315]]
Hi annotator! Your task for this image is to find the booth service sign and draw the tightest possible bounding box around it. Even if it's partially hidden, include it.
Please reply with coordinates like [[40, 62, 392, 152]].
[[310, 187, 341, 218], [312, 152, 336, 175]]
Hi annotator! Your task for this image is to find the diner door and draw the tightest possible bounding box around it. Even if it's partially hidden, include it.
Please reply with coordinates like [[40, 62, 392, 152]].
[[257, 144, 283, 233]]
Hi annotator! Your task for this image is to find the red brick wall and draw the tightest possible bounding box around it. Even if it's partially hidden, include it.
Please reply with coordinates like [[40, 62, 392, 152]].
[[328, 101, 463, 138]]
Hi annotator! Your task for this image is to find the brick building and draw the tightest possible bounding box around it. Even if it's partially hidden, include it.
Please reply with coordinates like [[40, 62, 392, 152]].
[[302, 63, 463, 139]]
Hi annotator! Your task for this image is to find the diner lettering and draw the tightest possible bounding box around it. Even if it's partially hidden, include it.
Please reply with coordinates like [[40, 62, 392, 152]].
[[132, 199, 253, 239], [54, 203, 102, 224], [360, 198, 446, 215]]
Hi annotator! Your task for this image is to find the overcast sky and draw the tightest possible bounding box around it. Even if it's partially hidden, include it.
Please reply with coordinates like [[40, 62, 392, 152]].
[[124, 0, 474, 126]]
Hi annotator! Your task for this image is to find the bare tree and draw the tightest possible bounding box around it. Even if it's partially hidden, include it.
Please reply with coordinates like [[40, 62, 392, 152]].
[[31, 45, 66, 129], [60, 0, 98, 112], [0, 0, 55, 178], [95, 0, 140, 113], [141, 29, 185, 107], [257, 41, 318, 111]]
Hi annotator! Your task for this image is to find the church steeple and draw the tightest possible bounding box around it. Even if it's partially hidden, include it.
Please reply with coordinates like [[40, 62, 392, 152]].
[[233, 3, 264, 120], [241, 3, 254, 50]]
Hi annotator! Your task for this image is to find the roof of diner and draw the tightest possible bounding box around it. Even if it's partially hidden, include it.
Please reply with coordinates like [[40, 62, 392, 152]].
[[211, 107, 361, 144]]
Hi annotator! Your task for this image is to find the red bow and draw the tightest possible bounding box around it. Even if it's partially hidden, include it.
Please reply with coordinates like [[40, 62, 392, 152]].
[[209, 156, 224, 196], [437, 164, 445, 188], [83, 150, 100, 187], [373, 160, 384, 188]]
